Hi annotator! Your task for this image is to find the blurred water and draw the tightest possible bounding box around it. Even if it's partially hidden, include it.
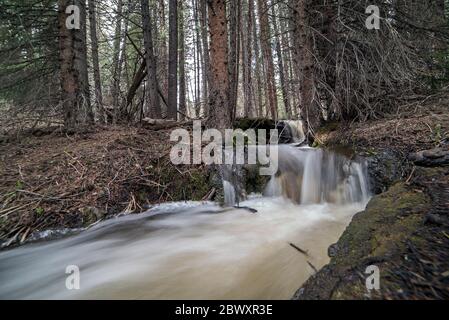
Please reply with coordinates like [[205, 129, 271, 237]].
[[0, 146, 370, 299]]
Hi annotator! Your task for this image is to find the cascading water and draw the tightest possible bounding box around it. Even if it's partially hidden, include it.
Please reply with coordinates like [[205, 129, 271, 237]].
[[265, 146, 369, 205], [0, 144, 370, 300]]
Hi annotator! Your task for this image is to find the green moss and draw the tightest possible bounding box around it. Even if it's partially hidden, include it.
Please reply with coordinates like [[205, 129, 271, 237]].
[[332, 183, 430, 266], [188, 170, 211, 200]]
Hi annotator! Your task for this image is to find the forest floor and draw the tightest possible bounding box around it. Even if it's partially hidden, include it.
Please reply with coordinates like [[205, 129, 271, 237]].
[[0, 125, 214, 248], [296, 92, 449, 300]]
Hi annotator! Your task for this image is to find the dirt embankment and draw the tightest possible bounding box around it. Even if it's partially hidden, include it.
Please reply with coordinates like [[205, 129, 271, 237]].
[[0, 125, 215, 248], [295, 95, 449, 299]]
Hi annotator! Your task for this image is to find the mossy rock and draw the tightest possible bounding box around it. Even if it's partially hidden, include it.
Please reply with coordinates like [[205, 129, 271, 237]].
[[294, 182, 431, 300]]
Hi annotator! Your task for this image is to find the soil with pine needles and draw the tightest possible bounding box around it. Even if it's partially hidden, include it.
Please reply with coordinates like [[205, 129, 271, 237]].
[[0, 124, 213, 248]]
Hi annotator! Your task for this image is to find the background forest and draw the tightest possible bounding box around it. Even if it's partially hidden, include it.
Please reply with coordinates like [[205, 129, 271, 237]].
[[0, 0, 448, 138]]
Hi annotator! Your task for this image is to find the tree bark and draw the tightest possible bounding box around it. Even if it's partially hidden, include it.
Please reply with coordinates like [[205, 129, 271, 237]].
[[207, 0, 231, 130], [257, 0, 278, 120], [241, 0, 254, 118], [292, 0, 320, 138], [199, 0, 210, 116], [271, 1, 291, 119], [228, 0, 240, 122], [58, 0, 92, 128], [168, 0, 178, 120], [251, 0, 263, 117], [178, 0, 186, 121], [157, 0, 169, 100], [87, 0, 103, 123], [111, 0, 123, 120], [141, 0, 161, 118]]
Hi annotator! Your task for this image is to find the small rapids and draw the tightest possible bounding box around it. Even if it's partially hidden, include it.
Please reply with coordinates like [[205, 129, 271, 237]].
[[0, 145, 370, 299]]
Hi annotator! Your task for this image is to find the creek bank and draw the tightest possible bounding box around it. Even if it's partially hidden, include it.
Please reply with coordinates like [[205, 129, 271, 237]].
[[294, 165, 449, 299], [294, 100, 449, 299], [0, 125, 214, 248]]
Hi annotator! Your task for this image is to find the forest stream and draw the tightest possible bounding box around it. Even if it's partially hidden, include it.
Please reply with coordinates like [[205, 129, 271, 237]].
[[0, 142, 370, 299]]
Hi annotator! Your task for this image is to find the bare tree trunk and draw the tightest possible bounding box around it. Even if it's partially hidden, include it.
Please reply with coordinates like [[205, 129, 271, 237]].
[[111, 0, 123, 121], [178, 0, 186, 121], [116, 1, 135, 120], [271, 1, 291, 119], [241, 0, 254, 118], [317, 0, 338, 120], [207, 0, 231, 129], [167, 0, 178, 120], [292, 0, 321, 139], [141, 0, 161, 118], [157, 0, 168, 100], [257, 0, 278, 120], [199, 0, 210, 116], [251, 0, 263, 117], [280, 1, 297, 118], [194, 0, 202, 117], [87, 0, 103, 123], [58, 0, 92, 128], [228, 0, 240, 122]]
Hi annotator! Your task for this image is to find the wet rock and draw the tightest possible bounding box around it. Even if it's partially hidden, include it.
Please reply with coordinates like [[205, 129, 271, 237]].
[[328, 243, 339, 258], [80, 206, 105, 226], [208, 167, 225, 203], [408, 147, 449, 167], [366, 150, 408, 194], [294, 182, 431, 300], [424, 213, 449, 227]]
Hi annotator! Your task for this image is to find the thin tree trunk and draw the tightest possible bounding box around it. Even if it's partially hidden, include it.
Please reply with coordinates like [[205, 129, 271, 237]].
[[228, 0, 240, 122], [257, 0, 278, 120], [87, 0, 103, 123], [111, 0, 123, 120], [199, 0, 210, 116], [271, 1, 291, 118], [241, 0, 253, 118], [178, 0, 186, 121], [207, 0, 231, 129], [251, 0, 263, 117], [286, 1, 299, 117], [157, 0, 168, 100], [194, 0, 202, 117], [116, 1, 134, 120], [141, 0, 161, 118], [167, 0, 178, 119]]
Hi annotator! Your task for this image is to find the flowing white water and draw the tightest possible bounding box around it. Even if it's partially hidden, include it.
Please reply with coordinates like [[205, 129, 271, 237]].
[[264, 146, 369, 205], [0, 146, 369, 300]]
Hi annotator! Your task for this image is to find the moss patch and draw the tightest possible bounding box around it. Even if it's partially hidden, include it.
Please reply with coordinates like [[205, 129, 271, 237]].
[[295, 180, 433, 300]]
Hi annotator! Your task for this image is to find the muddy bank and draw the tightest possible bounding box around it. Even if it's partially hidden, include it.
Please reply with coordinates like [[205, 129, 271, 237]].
[[294, 98, 449, 300], [0, 125, 214, 248]]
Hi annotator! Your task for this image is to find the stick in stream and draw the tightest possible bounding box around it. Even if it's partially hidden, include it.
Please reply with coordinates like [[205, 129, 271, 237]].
[[307, 261, 319, 273], [289, 242, 309, 256]]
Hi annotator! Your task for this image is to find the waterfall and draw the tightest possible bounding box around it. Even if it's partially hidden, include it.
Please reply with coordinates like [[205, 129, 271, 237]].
[[264, 146, 370, 205], [223, 180, 236, 206]]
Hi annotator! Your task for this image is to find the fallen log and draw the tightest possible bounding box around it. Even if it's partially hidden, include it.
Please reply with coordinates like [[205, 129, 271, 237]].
[[142, 118, 193, 131], [408, 147, 449, 167]]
